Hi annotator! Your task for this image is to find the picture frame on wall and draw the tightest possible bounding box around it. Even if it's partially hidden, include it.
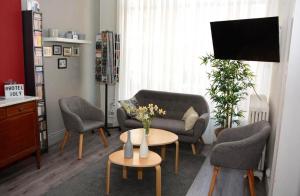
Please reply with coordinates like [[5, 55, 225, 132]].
[[72, 47, 80, 56], [58, 58, 67, 69], [53, 45, 62, 55], [43, 46, 52, 57], [63, 47, 72, 56]]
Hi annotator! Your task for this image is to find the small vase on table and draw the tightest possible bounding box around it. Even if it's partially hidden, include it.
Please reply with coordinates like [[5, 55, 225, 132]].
[[124, 130, 133, 159], [139, 129, 149, 158]]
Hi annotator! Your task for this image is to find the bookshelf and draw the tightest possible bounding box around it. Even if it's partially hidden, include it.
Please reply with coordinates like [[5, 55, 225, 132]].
[[95, 31, 120, 135], [22, 11, 48, 152]]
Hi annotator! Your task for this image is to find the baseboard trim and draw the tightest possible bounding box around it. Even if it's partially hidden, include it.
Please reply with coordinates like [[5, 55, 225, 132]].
[[48, 129, 65, 146]]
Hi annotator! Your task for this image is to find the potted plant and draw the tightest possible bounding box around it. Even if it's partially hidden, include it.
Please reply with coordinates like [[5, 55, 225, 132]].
[[200, 54, 255, 135]]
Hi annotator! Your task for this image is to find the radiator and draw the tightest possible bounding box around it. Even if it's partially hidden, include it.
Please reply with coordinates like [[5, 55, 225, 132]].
[[248, 94, 269, 172]]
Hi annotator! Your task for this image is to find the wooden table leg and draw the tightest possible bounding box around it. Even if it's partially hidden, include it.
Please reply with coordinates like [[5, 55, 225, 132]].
[[78, 133, 84, 160], [175, 141, 179, 175], [137, 168, 143, 180], [122, 166, 128, 179], [155, 165, 161, 196], [106, 160, 111, 195], [161, 145, 166, 160]]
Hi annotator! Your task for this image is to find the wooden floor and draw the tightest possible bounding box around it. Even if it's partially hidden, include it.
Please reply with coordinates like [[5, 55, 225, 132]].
[[0, 130, 266, 196], [0, 130, 121, 196], [186, 145, 266, 196]]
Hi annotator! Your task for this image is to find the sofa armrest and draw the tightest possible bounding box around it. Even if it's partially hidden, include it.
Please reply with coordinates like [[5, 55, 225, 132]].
[[117, 107, 129, 131], [193, 112, 209, 139]]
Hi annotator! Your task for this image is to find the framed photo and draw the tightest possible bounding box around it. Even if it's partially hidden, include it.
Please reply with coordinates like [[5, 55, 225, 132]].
[[58, 58, 67, 69], [63, 47, 72, 56], [53, 45, 62, 55], [43, 46, 52, 57], [72, 47, 80, 56]]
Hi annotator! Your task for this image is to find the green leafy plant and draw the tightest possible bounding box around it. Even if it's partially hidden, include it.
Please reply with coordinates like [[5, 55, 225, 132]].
[[201, 54, 255, 128]]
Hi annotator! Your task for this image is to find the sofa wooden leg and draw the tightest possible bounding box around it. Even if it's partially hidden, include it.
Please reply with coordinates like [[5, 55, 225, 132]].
[[78, 133, 84, 160], [208, 166, 220, 196], [247, 169, 256, 196], [191, 144, 197, 155]]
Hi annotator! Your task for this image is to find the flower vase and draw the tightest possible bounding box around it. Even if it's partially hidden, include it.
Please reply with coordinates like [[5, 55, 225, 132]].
[[142, 120, 151, 136], [124, 131, 133, 159], [139, 129, 149, 158]]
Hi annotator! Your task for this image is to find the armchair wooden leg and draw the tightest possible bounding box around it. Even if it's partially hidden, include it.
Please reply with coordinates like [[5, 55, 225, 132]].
[[247, 169, 256, 196], [99, 128, 109, 147], [208, 166, 220, 196], [78, 133, 84, 160], [60, 130, 70, 153], [191, 143, 197, 155]]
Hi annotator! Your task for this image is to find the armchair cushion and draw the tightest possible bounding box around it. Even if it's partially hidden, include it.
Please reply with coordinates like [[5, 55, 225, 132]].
[[82, 120, 104, 132]]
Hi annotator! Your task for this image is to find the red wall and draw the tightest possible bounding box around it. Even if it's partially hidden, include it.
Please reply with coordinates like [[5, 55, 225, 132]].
[[0, 0, 24, 96]]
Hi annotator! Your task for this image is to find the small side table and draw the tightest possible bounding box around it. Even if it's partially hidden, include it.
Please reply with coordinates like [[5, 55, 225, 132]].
[[106, 149, 162, 196]]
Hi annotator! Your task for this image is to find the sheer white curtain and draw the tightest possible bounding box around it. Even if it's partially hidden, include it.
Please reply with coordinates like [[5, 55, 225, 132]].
[[117, 0, 277, 142]]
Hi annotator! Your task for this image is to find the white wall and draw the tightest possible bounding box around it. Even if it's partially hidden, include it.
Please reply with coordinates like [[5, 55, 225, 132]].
[[37, 0, 99, 145], [97, 0, 118, 126], [269, 0, 300, 195], [266, 0, 296, 191]]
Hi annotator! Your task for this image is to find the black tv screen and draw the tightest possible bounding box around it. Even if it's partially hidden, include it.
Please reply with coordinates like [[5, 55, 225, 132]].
[[210, 17, 280, 62]]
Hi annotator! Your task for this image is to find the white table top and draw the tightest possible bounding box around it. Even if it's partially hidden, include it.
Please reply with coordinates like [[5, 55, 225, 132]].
[[0, 96, 39, 108]]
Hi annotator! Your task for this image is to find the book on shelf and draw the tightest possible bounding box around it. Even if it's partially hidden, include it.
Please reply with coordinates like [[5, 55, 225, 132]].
[[33, 31, 42, 47], [36, 86, 43, 99]]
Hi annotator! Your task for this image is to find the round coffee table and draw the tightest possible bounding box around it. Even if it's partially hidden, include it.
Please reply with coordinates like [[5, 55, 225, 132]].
[[106, 149, 162, 196], [120, 128, 179, 174]]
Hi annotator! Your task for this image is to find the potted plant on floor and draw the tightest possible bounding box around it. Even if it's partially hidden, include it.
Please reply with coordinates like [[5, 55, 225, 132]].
[[200, 54, 255, 136]]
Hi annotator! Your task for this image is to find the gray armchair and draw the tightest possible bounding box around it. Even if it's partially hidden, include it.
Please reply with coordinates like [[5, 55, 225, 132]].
[[208, 121, 271, 196], [59, 96, 108, 160]]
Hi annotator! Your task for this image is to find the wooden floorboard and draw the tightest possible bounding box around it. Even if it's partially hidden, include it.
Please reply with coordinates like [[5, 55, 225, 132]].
[[0, 131, 266, 196], [186, 145, 266, 196], [0, 130, 121, 196]]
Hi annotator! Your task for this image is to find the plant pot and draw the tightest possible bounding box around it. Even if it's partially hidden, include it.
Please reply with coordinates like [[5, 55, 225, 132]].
[[215, 127, 225, 137]]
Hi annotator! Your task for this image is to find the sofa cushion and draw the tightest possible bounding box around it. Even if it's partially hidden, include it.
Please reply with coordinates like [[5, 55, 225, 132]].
[[124, 118, 194, 136], [119, 96, 139, 118], [182, 106, 199, 131]]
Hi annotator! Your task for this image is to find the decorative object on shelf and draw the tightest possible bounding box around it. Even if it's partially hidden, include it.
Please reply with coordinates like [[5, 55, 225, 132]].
[[63, 47, 72, 56], [124, 130, 133, 158], [53, 45, 62, 55], [58, 58, 67, 69], [78, 33, 86, 40], [48, 28, 59, 37], [139, 129, 149, 158], [4, 84, 24, 98], [43, 46, 52, 57], [95, 31, 121, 136], [200, 54, 255, 130], [22, 10, 48, 152], [72, 47, 80, 56], [124, 104, 166, 135]]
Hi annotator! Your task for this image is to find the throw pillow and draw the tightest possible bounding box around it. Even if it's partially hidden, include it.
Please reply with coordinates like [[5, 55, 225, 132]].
[[119, 97, 139, 118], [182, 107, 199, 131]]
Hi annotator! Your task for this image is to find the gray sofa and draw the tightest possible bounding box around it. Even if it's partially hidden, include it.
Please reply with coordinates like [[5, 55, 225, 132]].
[[117, 90, 209, 154]]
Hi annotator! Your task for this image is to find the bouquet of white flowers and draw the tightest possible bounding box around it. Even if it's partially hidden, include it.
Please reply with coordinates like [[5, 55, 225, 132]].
[[125, 103, 166, 135]]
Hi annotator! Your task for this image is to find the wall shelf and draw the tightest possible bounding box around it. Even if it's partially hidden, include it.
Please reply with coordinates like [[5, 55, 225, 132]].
[[43, 37, 91, 44]]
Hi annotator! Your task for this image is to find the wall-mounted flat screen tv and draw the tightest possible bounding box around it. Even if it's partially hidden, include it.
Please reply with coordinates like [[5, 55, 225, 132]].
[[210, 17, 280, 62]]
